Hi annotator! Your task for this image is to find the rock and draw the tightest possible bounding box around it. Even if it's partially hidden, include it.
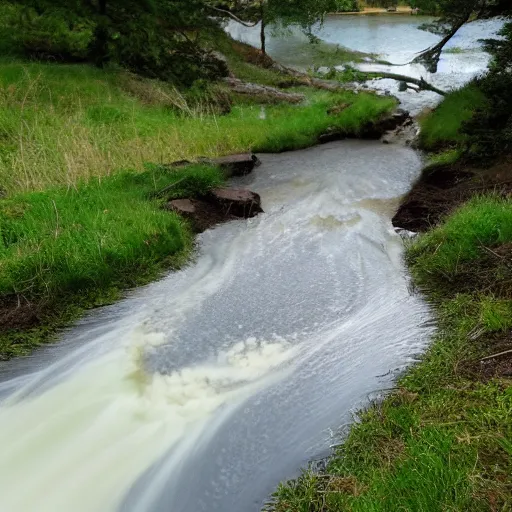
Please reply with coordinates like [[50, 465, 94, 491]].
[[165, 153, 261, 178], [165, 198, 196, 215], [212, 153, 261, 178], [166, 159, 191, 169], [207, 188, 263, 218], [394, 227, 418, 239], [359, 108, 411, 140]]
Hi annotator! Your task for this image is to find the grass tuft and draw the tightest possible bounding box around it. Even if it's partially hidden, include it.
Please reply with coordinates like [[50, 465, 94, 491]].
[[418, 84, 487, 151], [408, 195, 512, 288]]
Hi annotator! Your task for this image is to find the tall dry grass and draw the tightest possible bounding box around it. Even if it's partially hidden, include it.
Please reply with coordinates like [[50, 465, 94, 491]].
[[0, 61, 396, 193]]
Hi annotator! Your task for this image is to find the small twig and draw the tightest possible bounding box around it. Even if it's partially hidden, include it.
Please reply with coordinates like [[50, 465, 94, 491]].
[[481, 348, 512, 362], [153, 177, 187, 198]]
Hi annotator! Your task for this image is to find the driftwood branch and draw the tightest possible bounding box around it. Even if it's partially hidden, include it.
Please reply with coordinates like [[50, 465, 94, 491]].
[[481, 348, 512, 362], [366, 72, 447, 96], [208, 5, 259, 27], [223, 77, 305, 103]]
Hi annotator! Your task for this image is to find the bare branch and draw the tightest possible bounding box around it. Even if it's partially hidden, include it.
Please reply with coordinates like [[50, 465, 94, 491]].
[[207, 5, 259, 28], [367, 72, 447, 96]]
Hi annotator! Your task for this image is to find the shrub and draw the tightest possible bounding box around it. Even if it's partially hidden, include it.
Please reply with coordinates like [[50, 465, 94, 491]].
[[10, 6, 94, 61]]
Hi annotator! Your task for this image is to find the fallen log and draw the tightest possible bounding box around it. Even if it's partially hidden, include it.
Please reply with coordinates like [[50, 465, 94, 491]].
[[365, 72, 447, 96], [223, 77, 305, 103]]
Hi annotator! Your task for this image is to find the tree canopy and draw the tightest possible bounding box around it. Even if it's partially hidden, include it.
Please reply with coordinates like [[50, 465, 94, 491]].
[[209, 0, 340, 53], [4, 0, 225, 84]]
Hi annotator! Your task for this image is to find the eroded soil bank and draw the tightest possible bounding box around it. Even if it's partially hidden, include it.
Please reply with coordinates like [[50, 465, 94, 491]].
[[393, 157, 512, 232]]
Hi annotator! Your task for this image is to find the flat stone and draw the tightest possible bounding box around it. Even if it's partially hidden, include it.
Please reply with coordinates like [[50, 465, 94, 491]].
[[165, 198, 196, 215], [208, 187, 263, 218], [359, 109, 412, 140], [212, 153, 262, 178]]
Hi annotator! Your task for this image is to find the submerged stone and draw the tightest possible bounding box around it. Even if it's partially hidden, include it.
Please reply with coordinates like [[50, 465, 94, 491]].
[[208, 188, 263, 218], [211, 153, 262, 178]]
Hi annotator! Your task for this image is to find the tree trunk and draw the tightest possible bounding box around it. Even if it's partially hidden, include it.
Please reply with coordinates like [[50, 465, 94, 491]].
[[413, 14, 471, 72], [223, 78, 305, 103], [260, 6, 266, 55], [91, 0, 109, 68]]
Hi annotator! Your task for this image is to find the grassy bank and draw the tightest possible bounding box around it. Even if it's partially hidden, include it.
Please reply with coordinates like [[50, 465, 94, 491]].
[[418, 84, 487, 151], [268, 200, 512, 512], [268, 87, 512, 511], [0, 39, 397, 358], [0, 60, 394, 194]]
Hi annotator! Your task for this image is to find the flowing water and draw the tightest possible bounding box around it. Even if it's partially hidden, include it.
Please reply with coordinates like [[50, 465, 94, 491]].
[[228, 14, 503, 113], [0, 141, 433, 511], [0, 14, 499, 512]]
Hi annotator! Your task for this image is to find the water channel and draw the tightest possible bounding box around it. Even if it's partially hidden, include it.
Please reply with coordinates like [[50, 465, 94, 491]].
[[0, 14, 500, 512]]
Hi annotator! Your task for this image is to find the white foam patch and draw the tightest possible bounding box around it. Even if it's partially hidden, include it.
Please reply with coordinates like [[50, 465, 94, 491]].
[[0, 332, 296, 512]]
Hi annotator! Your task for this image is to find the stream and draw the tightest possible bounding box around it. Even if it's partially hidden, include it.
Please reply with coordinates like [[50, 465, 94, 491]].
[[0, 14, 499, 512]]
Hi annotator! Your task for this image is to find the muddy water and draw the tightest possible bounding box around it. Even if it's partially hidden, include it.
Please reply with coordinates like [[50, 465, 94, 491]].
[[0, 140, 432, 511]]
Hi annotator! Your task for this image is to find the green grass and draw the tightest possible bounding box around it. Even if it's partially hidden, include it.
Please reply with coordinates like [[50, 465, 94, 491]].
[[426, 148, 463, 167], [408, 195, 512, 286], [0, 163, 223, 358], [0, 51, 396, 358], [0, 59, 396, 194], [268, 195, 512, 512], [419, 84, 488, 151]]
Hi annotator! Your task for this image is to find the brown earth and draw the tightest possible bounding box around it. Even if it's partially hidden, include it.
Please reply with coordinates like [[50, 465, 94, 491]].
[[166, 187, 263, 233], [393, 157, 512, 232]]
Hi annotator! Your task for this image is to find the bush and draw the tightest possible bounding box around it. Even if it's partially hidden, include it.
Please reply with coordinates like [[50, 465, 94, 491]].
[[9, 6, 94, 61]]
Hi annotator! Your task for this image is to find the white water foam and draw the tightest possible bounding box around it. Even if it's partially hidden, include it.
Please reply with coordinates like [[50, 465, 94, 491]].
[[0, 333, 296, 512]]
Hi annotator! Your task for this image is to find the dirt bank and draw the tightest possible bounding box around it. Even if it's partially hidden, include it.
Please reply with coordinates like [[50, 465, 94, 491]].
[[393, 157, 512, 232]]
